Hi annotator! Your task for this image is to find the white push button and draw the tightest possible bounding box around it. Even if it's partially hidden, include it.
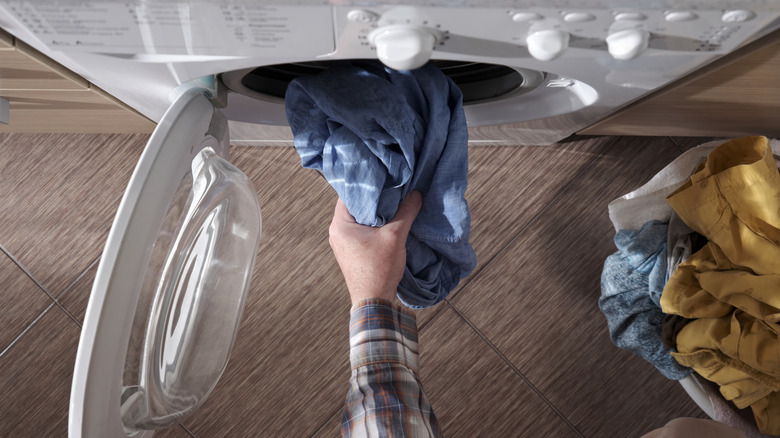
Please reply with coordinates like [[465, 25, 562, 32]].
[[512, 12, 543, 22], [564, 12, 596, 23], [615, 11, 647, 21], [665, 11, 698, 22], [722, 10, 755, 22], [370, 25, 438, 70], [606, 28, 649, 60], [526, 29, 570, 61], [347, 9, 379, 23]]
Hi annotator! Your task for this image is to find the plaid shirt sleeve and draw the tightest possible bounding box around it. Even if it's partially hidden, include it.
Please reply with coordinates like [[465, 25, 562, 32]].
[[342, 298, 442, 438]]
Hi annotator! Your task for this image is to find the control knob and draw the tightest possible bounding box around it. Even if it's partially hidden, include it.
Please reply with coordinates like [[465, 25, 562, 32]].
[[525, 29, 570, 61], [369, 25, 442, 71], [606, 28, 649, 60]]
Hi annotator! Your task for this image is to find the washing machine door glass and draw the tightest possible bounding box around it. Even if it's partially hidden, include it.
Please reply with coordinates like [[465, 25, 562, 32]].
[[70, 88, 262, 438], [127, 146, 261, 430]]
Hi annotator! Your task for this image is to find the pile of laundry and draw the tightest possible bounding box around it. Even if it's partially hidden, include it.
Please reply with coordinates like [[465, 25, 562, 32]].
[[600, 136, 780, 435]]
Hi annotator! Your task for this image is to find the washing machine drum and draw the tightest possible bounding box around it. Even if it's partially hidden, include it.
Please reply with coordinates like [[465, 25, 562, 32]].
[[235, 60, 543, 104], [69, 88, 262, 437]]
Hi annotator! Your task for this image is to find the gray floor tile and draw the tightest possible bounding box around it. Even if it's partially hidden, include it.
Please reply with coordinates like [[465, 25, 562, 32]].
[[453, 138, 616, 294], [452, 137, 706, 436], [414, 137, 619, 327], [419, 304, 581, 437], [184, 146, 350, 436], [0, 306, 79, 437], [153, 424, 197, 437], [4, 134, 740, 438], [0, 133, 148, 296], [0, 248, 52, 355], [310, 409, 342, 437], [56, 258, 97, 325]]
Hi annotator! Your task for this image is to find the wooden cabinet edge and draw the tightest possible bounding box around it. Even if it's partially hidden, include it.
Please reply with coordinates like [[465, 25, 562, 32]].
[[14, 39, 89, 89], [0, 90, 156, 133], [0, 27, 13, 48], [90, 84, 156, 133], [0, 26, 155, 133]]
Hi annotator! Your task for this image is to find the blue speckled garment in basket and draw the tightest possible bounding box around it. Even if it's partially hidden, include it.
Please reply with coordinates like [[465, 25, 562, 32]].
[[600, 220, 691, 380], [285, 61, 476, 308]]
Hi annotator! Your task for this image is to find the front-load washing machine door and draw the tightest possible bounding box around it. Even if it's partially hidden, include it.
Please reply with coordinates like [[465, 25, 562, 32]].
[[69, 87, 262, 438]]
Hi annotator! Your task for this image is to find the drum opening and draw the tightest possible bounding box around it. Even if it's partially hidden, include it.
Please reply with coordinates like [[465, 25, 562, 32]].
[[234, 60, 543, 105]]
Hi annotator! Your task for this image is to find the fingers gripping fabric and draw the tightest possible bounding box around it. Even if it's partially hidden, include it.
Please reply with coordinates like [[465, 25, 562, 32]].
[[285, 61, 476, 308]]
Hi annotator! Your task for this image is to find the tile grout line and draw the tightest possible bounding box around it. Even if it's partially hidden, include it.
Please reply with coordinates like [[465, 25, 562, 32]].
[[446, 136, 626, 306], [434, 136, 633, 437], [0, 301, 57, 359], [0, 243, 51, 298], [416, 137, 631, 421], [437, 136, 686, 436], [0, 243, 85, 327], [417, 301, 449, 331], [667, 136, 686, 153], [55, 255, 103, 329], [180, 423, 198, 438], [439, 180, 565, 303], [57, 255, 100, 301], [309, 407, 342, 437], [182, 135, 617, 437], [445, 301, 586, 438]]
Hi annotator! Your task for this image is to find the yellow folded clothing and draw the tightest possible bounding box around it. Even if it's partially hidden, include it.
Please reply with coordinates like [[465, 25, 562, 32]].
[[665, 136, 780, 275], [661, 136, 780, 435]]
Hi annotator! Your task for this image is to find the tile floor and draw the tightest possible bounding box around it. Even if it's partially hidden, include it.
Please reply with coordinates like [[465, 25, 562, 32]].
[[0, 133, 717, 437]]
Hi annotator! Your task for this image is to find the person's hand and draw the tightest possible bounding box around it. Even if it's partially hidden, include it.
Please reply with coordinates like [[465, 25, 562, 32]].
[[329, 191, 423, 308]]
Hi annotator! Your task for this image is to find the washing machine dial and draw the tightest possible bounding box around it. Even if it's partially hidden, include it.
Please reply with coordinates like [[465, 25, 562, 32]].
[[606, 28, 649, 60], [526, 29, 570, 61], [368, 24, 442, 71]]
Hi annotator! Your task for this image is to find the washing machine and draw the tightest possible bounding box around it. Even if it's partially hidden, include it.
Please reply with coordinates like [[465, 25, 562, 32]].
[[0, 2, 779, 437]]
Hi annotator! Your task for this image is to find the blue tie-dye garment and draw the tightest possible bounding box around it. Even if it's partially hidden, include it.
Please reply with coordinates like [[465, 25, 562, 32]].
[[285, 61, 476, 308], [600, 220, 691, 380]]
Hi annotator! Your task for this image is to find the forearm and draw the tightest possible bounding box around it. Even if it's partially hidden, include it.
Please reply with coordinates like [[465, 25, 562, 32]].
[[342, 299, 442, 437]]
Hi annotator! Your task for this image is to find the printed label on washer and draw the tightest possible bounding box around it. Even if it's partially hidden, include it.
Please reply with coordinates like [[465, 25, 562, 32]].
[[1, 1, 335, 55]]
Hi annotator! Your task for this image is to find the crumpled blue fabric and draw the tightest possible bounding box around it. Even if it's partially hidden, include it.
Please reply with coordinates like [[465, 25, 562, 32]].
[[599, 220, 691, 380], [284, 60, 476, 308], [613, 220, 669, 307]]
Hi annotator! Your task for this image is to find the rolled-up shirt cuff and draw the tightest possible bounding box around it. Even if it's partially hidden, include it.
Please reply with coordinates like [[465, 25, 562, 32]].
[[349, 298, 419, 372]]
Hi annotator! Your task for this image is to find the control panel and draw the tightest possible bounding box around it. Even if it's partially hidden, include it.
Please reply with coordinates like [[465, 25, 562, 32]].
[[335, 5, 776, 69]]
